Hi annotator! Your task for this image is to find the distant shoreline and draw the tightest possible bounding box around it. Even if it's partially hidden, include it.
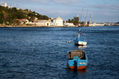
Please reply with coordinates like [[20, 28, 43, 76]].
[[0, 24, 78, 27], [0, 24, 119, 27]]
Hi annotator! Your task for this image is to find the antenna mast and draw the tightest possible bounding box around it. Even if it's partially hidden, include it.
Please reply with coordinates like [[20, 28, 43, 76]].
[[89, 14, 91, 24]]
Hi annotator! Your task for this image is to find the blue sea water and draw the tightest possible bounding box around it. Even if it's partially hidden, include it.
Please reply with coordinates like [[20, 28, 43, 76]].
[[0, 26, 119, 79]]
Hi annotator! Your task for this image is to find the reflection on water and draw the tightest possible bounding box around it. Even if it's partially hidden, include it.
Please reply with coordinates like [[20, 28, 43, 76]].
[[64, 68, 88, 79], [78, 46, 87, 49]]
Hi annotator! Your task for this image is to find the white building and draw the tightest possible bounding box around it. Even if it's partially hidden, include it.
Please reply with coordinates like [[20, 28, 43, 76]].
[[53, 16, 63, 26], [17, 19, 29, 24], [4, 3, 7, 7], [64, 23, 75, 27], [89, 23, 104, 26], [1, 3, 11, 8], [35, 20, 51, 26]]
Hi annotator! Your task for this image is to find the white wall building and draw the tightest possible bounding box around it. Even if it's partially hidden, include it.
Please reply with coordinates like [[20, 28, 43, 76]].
[[64, 23, 75, 27], [35, 20, 51, 26], [3, 3, 7, 7], [53, 16, 63, 26], [89, 23, 104, 26]]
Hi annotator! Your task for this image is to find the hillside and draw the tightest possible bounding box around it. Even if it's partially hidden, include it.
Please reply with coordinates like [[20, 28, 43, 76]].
[[0, 6, 49, 25]]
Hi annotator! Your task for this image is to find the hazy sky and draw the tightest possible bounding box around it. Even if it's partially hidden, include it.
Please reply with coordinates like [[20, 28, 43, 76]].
[[1, 0, 119, 22]]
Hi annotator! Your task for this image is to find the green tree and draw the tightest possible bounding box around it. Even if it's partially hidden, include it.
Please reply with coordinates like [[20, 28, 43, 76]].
[[0, 6, 49, 25], [0, 12, 4, 24], [66, 16, 80, 26], [73, 16, 79, 26]]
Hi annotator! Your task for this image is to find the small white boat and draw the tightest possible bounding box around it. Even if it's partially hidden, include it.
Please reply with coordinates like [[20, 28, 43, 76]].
[[78, 41, 87, 46], [75, 33, 87, 46]]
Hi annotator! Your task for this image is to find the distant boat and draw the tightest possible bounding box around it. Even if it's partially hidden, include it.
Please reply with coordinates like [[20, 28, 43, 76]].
[[75, 33, 87, 46], [75, 37, 87, 46], [67, 50, 88, 70]]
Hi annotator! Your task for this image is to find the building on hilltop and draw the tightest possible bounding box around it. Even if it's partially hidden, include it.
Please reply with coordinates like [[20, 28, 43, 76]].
[[4, 3, 8, 7], [0, 2, 11, 8]]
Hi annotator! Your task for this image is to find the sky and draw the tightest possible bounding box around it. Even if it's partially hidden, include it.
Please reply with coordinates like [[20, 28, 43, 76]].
[[1, 0, 119, 22]]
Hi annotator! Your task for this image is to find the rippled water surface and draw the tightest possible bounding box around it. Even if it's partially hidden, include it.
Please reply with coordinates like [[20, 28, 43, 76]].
[[0, 26, 119, 79]]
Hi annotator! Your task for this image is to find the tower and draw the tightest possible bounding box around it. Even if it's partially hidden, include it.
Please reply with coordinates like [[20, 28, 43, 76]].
[[89, 15, 91, 24]]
